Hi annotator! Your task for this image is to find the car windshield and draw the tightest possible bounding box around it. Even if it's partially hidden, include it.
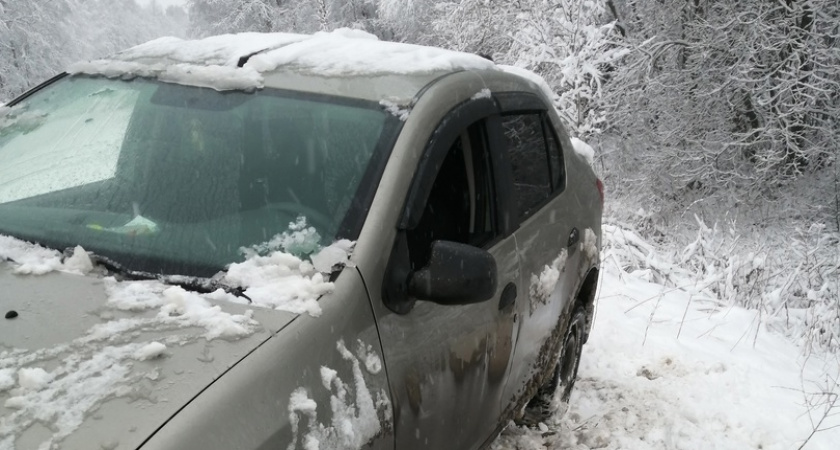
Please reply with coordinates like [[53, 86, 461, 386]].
[[0, 76, 397, 277]]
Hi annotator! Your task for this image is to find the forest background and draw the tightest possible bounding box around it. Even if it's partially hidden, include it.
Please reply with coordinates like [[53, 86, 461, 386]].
[[2, 0, 838, 354]]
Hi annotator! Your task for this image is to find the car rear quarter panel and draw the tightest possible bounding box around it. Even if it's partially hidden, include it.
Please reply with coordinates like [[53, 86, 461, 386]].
[[546, 107, 603, 251], [544, 103, 603, 339]]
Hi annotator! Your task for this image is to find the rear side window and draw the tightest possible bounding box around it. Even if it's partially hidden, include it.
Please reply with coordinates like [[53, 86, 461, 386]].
[[500, 114, 552, 219]]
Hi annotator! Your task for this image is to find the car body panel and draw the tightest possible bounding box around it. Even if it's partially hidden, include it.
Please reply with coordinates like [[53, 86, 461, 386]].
[[140, 268, 391, 450], [372, 236, 520, 450], [351, 71, 516, 450], [502, 191, 583, 410], [0, 261, 295, 450], [493, 94, 601, 411], [352, 69, 602, 449]]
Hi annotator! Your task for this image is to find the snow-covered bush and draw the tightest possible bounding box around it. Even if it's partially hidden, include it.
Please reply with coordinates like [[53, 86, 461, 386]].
[[599, 0, 840, 228], [604, 215, 840, 354], [427, 0, 622, 138], [504, 0, 626, 137], [187, 0, 380, 37]]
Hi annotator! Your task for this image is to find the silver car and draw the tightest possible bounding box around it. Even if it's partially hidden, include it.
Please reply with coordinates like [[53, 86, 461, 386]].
[[0, 32, 602, 450]]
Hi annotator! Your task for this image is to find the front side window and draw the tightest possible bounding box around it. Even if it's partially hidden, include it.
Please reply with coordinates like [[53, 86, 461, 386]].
[[406, 121, 496, 269], [0, 76, 397, 276]]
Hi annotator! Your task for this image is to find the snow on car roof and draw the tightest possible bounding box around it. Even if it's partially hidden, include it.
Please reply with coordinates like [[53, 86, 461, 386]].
[[115, 33, 310, 67], [68, 28, 497, 92], [246, 29, 495, 77]]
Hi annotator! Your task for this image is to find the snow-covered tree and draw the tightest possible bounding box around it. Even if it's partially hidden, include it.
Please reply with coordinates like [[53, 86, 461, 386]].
[[0, 0, 187, 101], [503, 0, 626, 137], [427, 0, 621, 137], [601, 0, 840, 209], [188, 0, 281, 35], [187, 0, 379, 37]]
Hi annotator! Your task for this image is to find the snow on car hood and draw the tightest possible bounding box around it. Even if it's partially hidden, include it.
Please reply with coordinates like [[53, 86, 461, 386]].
[[0, 234, 351, 449]]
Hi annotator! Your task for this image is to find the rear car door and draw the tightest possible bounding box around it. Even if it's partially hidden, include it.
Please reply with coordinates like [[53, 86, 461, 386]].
[[489, 93, 583, 410], [373, 98, 521, 450]]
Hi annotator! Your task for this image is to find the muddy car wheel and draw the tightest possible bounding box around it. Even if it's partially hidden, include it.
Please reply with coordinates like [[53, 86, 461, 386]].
[[516, 306, 586, 426]]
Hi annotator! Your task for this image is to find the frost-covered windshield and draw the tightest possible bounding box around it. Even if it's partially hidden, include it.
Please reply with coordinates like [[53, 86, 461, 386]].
[[0, 76, 396, 276]]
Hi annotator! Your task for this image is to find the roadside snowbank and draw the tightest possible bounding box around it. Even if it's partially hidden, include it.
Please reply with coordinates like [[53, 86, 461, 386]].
[[493, 249, 840, 449]]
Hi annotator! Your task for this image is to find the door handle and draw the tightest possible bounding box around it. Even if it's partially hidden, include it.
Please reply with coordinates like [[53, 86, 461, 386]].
[[568, 227, 580, 248], [498, 282, 517, 311]]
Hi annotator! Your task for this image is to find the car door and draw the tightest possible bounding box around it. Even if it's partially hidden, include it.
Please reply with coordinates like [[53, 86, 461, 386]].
[[372, 98, 521, 450], [490, 93, 583, 410]]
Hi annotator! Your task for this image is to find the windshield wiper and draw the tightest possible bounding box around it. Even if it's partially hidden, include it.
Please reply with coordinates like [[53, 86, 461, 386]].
[[77, 249, 252, 303], [164, 273, 252, 303]]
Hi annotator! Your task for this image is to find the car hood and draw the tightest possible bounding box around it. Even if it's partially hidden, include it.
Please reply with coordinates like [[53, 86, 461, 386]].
[[0, 261, 297, 450]]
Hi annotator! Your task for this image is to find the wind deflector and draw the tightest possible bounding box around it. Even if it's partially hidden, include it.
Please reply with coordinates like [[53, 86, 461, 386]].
[[494, 91, 548, 113], [398, 96, 500, 230]]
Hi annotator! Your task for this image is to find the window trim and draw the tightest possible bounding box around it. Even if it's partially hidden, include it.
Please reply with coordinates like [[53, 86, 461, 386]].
[[541, 114, 567, 194]]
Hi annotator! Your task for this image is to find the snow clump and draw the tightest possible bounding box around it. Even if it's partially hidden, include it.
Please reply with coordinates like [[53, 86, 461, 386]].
[[160, 286, 256, 340], [0, 369, 15, 392], [580, 228, 598, 264], [244, 216, 321, 256], [0, 238, 96, 276], [310, 239, 355, 274], [287, 339, 389, 450], [228, 217, 354, 317], [471, 88, 492, 100], [529, 250, 568, 307], [16, 367, 52, 391], [68, 60, 265, 92], [103, 280, 258, 341], [132, 342, 167, 361], [355, 340, 383, 375], [114, 33, 308, 67], [571, 137, 595, 166], [379, 99, 411, 121], [224, 251, 331, 317], [62, 245, 94, 274], [0, 235, 65, 275]]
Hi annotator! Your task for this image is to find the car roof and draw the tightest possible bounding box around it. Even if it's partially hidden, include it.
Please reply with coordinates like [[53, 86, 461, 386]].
[[66, 29, 532, 102]]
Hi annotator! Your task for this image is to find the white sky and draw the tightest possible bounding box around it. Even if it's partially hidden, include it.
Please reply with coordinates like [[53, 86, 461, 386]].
[[135, 0, 187, 8]]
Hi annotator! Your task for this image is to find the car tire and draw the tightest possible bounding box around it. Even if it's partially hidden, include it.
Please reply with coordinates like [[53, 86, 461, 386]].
[[516, 306, 586, 426]]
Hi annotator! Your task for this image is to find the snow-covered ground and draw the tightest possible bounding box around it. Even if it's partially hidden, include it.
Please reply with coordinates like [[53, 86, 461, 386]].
[[493, 267, 840, 449]]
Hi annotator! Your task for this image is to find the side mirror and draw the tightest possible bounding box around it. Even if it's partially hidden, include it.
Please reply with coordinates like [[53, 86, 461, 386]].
[[408, 240, 497, 305]]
